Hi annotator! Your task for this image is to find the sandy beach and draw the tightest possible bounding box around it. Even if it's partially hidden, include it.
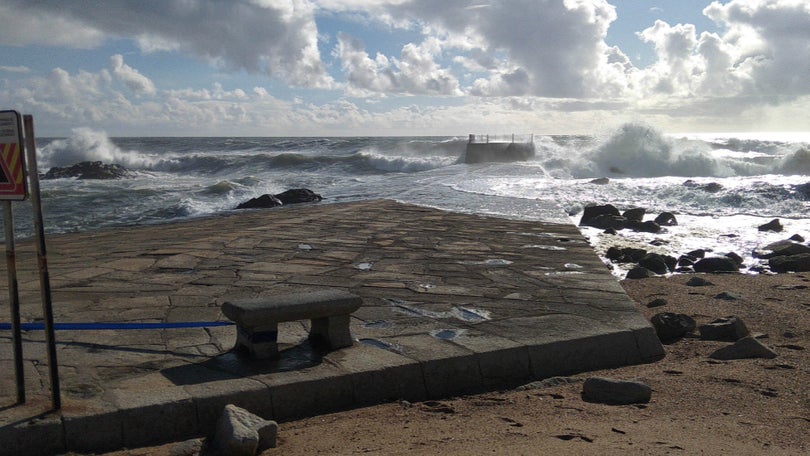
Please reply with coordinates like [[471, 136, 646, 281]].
[[89, 272, 809, 456]]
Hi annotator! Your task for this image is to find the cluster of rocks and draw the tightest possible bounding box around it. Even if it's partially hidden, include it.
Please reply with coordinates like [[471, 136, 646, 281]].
[[579, 204, 810, 276], [43, 161, 134, 179], [648, 291, 777, 360], [235, 188, 322, 209], [579, 203, 676, 234]]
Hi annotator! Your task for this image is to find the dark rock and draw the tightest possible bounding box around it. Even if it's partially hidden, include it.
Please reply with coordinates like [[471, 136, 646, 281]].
[[758, 218, 783, 232], [43, 161, 133, 179], [714, 291, 742, 300], [582, 377, 651, 405], [606, 247, 647, 263], [274, 188, 323, 205], [769, 253, 810, 272], [788, 234, 805, 242], [709, 336, 777, 360], [654, 212, 678, 226], [754, 241, 810, 259], [587, 214, 627, 230], [625, 267, 653, 280], [686, 249, 706, 259], [693, 256, 740, 273], [235, 194, 283, 209], [639, 253, 669, 275], [625, 220, 661, 233], [699, 316, 750, 341], [684, 180, 723, 193], [663, 255, 678, 272], [646, 298, 668, 308], [622, 207, 646, 222], [603, 228, 618, 235], [724, 252, 744, 266], [651, 312, 696, 343], [678, 256, 695, 267], [579, 204, 620, 226], [589, 177, 610, 185], [686, 276, 713, 287]]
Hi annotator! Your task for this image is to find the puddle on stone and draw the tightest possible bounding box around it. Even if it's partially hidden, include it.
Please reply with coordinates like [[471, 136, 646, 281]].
[[359, 338, 401, 353], [298, 243, 313, 250], [363, 320, 393, 329], [459, 258, 513, 266], [354, 262, 373, 270], [430, 329, 467, 340], [544, 271, 585, 276], [450, 306, 491, 322], [392, 303, 448, 319], [522, 245, 567, 251], [564, 263, 584, 269]]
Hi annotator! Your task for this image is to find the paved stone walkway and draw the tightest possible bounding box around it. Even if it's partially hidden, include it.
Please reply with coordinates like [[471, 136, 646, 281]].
[[0, 200, 663, 454]]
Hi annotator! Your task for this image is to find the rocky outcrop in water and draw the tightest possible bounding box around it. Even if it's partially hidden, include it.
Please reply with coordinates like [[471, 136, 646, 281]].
[[43, 161, 133, 179], [236, 188, 322, 209]]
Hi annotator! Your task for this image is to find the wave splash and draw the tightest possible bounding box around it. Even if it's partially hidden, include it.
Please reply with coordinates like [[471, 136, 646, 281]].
[[39, 128, 158, 170]]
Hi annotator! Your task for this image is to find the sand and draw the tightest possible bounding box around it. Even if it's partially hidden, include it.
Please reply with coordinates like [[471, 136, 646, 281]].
[[91, 272, 809, 456]]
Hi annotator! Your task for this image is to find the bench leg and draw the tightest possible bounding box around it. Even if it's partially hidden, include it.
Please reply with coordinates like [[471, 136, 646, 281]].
[[236, 323, 279, 360], [309, 314, 353, 349]]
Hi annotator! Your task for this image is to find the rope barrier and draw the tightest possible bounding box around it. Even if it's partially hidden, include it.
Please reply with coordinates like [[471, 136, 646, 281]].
[[0, 321, 234, 331]]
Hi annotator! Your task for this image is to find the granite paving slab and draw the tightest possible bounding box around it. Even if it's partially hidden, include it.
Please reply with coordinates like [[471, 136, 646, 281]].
[[0, 199, 664, 455]]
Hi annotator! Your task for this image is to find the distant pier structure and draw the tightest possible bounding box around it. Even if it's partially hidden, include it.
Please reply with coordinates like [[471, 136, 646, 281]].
[[464, 133, 535, 164]]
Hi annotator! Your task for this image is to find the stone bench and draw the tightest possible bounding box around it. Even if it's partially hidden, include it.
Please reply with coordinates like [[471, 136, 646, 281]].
[[221, 289, 363, 359]]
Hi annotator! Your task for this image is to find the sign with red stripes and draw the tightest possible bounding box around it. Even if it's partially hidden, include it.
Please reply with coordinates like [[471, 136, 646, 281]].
[[0, 110, 27, 200]]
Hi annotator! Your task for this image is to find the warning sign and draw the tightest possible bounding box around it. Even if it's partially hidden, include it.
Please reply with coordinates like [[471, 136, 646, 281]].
[[0, 110, 27, 200]]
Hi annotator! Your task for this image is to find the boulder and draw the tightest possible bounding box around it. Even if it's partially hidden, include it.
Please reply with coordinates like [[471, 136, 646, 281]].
[[43, 161, 133, 179], [625, 220, 661, 233], [699, 316, 750, 342], [579, 204, 620, 226], [214, 404, 278, 456], [789, 234, 805, 242], [638, 253, 669, 275], [646, 298, 668, 308], [606, 247, 647, 263], [582, 377, 651, 405], [709, 336, 777, 360], [622, 207, 646, 222], [758, 218, 783, 232], [693, 256, 740, 273], [625, 266, 653, 280], [236, 194, 283, 209], [651, 312, 696, 343], [274, 188, 323, 205], [654, 212, 678, 226], [589, 177, 610, 185], [586, 214, 627, 230], [754, 241, 810, 259], [769, 253, 810, 272]]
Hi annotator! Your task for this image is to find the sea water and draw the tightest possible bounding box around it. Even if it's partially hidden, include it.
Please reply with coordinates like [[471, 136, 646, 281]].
[[6, 122, 810, 277]]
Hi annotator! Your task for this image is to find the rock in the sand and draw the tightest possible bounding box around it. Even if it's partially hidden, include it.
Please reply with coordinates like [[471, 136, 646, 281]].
[[714, 291, 742, 301], [758, 218, 783, 232], [274, 188, 323, 205], [589, 177, 610, 185], [693, 256, 740, 273], [654, 212, 678, 226], [43, 161, 133, 179], [709, 336, 777, 360], [626, 266, 653, 279], [699, 316, 749, 342], [686, 276, 713, 287], [651, 312, 696, 343], [582, 377, 651, 405], [215, 404, 278, 456], [646, 298, 668, 308], [236, 194, 283, 209], [769, 253, 810, 272]]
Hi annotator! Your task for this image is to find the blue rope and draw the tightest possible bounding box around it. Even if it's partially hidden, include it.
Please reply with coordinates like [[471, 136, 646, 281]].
[[0, 321, 234, 331]]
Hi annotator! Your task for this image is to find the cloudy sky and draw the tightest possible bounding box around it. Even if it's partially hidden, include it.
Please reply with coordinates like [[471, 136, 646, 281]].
[[1, 0, 809, 136]]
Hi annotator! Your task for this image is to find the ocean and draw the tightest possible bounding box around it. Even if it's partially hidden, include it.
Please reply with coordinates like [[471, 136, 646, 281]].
[[7, 122, 810, 277]]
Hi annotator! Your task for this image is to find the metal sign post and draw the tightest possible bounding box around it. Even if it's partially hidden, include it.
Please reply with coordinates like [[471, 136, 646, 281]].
[[0, 110, 26, 404], [23, 115, 61, 410]]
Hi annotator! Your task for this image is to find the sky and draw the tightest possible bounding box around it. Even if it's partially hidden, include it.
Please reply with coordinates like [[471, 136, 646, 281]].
[[1, 0, 809, 137]]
